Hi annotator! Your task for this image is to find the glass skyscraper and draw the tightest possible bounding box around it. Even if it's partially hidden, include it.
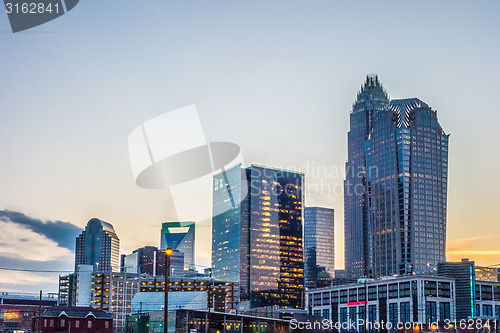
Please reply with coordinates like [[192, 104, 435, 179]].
[[304, 207, 335, 289], [212, 165, 249, 298], [344, 75, 389, 278], [212, 164, 304, 309], [345, 75, 449, 278], [75, 218, 120, 272], [160, 221, 195, 270]]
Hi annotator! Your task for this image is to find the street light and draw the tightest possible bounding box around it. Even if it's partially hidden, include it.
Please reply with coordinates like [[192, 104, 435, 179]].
[[164, 247, 173, 333]]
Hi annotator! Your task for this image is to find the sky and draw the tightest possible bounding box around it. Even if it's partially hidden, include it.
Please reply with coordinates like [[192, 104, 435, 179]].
[[1, 0, 500, 293]]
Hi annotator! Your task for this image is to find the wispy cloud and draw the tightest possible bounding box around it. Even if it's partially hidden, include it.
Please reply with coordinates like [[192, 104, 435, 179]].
[[447, 234, 500, 266], [0, 268, 65, 293], [449, 234, 498, 243], [0, 270, 56, 286], [447, 234, 500, 251], [447, 250, 500, 257]]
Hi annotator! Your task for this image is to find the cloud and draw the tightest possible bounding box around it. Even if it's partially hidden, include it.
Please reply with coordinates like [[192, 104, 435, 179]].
[[447, 250, 500, 257], [447, 234, 500, 251], [447, 234, 500, 266], [0, 212, 77, 292], [0, 221, 73, 261], [0, 270, 56, 286], [448, 234, 498, 247], [0, 268, 64, 293], [0, 210, 81, 250]]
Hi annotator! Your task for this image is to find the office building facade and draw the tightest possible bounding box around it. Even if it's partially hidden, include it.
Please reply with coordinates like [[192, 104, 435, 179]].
[[120, 246, 184, 277], [438, 259, 500, 320], [212, 164, 304, 309], [138, 276, 239, 313], [211, 165, 248, 292], [160, 221, 195, 270], [304, 207, 335, 289], [75, 218, 120, 272], [344, 75, 390, 279], [307, 275, 456, 328], [58, 270, 141, 332], [371, 98, 448, 277], [35, 306, 113, 333], [121, 245, 158, 275], [345, 75, 449, 278]]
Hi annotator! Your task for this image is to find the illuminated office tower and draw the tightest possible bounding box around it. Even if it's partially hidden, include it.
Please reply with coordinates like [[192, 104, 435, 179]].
[[74, 218, 120, 272], [160, 221, 195, 270], [304, 207, 335, 289], [212, 164, 304, 309], [344, 75, 449, 278]]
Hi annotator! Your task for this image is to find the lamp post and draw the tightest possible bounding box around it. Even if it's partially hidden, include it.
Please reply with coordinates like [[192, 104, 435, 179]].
[[164, 248, 172, 333]]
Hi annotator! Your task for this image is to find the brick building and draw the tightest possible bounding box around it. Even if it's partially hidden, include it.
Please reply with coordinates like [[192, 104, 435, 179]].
[[34, 306, 112, 333]]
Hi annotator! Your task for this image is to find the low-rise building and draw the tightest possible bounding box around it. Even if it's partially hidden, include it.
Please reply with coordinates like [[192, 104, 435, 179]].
[[307, 275, 456, 331], [438, 259, 500, 320], [131, 291, 208, 313], [139, 276, 238, 313], [126, 308, 296, 333], [34, 306, 112, 333], [59, 267, 238, 332], [0, 291, 57, 332], [59, 268, 140, 332], [475, 280, 500, 319]]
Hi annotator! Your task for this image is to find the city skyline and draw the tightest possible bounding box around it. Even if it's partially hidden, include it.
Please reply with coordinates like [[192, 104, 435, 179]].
[[2, 1, 500, 294]]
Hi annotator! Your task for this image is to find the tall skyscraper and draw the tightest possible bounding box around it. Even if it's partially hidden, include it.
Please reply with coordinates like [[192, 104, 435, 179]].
[[212, 164, 304, 309], [75, 218, 120, 272], [304, 207, 335, 289], [370, 98, 448, 277], [211, 165, 248, 291], [345, 75, 449, 278], [344, 75, 389, 278], [160, 221, 195, 270]]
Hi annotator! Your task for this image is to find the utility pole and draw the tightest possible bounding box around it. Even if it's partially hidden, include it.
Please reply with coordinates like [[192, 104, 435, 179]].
[[139, 301, 142, 333], [164, 248, 172, 333], [37, 290, 42, 333], [206, 269, 214, 333]]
